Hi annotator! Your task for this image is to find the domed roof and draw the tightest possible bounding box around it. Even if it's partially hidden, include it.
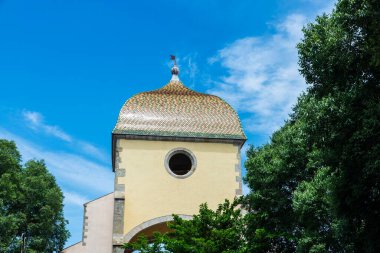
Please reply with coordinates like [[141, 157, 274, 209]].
[[113, 80, 246, 141]]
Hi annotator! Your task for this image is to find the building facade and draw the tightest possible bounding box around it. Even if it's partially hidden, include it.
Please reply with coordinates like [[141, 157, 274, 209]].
[[63, 61, 246, 253]]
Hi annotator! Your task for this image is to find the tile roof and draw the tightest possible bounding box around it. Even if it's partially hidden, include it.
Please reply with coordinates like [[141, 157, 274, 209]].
[[113, 80, 246, 141]]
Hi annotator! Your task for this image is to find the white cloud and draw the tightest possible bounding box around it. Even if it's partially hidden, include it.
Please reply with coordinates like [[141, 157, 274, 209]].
[[208, 2, 335, 137], [64, 191, 89, 207], [0, 128, 113, 194], [23, 111, 42, 125], [77, 141, 108, 162], [208, 14, 307, 136], [181, 54, 199, 87], [23, 110, 72, 142], [22, 110, 108, 162], [44, 125, 73, 142]]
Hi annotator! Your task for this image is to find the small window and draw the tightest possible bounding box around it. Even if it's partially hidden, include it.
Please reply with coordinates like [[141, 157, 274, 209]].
[[165, 148, 196, 178], [169, 153, 192, 175]]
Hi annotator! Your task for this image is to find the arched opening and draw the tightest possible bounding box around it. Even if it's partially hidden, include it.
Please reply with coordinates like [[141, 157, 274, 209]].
[[124, 222, 171, 253], [124, 215, 192, 243], [129, 222, 171, 243]]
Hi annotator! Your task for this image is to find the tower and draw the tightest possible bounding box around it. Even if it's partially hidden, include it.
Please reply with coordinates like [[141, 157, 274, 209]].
[[111, 59, 246, 252], [61, 58, 246, 253]]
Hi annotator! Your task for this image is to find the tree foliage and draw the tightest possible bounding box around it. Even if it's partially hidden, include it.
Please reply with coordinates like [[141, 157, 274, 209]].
[[0, 139, 69, 252], [244, 0, 380, 252], [124, 199, 247, 253]]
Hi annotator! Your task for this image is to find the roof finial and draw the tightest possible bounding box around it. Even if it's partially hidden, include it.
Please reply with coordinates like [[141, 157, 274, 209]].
[[170, 55, 179, 81]]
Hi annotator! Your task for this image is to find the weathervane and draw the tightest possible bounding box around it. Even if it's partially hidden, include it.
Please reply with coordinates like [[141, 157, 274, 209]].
[[170, 55, 179, 81], [170, 55, 177, 66]]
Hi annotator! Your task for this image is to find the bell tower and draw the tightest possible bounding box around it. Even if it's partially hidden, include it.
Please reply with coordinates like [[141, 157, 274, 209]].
[[111, 58, 246, 252]]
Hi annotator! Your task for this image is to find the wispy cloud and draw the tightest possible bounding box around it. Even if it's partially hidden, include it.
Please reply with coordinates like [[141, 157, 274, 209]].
[[208, 2, 335, 137], [166, 54, 199, 87], [208, 14, 307, 136], [23, 111, 72, 142], [23, 111, 42, 125], [64, 191, 90, 207], [22, 110, 108, 162], [181, 54, 199, 87], [77, 141, 108, 162], [0, 128, 113, 194]]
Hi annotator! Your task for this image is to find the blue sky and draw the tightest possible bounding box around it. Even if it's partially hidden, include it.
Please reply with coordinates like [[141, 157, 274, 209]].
[[0, 0, 335, 247]]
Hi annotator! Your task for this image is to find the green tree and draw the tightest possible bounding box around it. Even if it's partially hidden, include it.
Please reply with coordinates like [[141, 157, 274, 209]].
[[0, 139, 70, 252], [244, 0, 380, 252], [243, 124, 308, 253], [124, 199, 247, 253], [0, 140, 24, 252]]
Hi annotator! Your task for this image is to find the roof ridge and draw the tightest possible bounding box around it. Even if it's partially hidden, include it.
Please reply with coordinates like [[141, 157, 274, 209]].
[[146, 81, 201, 95]]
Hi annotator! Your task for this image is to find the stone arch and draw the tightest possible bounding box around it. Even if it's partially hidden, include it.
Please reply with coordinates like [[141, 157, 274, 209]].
[[124, 214, 192, 243]]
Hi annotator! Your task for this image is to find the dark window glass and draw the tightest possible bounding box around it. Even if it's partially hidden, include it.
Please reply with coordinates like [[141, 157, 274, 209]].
[[168, 153, 192, 175]]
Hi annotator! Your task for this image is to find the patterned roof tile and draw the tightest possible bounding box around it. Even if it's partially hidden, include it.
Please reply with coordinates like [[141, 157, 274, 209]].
[[113, 81, 246, 140]]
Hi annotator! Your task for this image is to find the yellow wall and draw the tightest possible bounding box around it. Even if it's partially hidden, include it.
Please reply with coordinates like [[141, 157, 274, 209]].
[[116, 139, 241, 234]]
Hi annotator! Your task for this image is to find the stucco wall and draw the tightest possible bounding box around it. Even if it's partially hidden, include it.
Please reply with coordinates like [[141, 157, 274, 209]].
[[62, 193, 114, 253], [116, 139, 242, 236]]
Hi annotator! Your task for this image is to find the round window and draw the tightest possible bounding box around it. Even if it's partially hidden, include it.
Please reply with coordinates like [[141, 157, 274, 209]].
[[165, 148, 196, 178]]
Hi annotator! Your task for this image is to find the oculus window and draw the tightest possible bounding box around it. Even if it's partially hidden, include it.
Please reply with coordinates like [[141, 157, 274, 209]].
[[165, 148, 196, 178]]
